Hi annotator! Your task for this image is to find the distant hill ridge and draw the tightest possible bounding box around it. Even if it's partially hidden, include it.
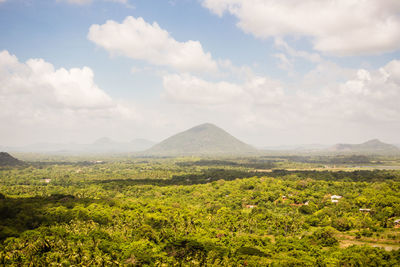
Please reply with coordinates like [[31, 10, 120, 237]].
[[0, 152, 23, 166], [331, 139, 400, 154], [145, 123, 257, 155]]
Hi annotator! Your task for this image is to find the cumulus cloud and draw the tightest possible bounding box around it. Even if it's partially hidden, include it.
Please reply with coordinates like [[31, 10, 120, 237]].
[[160, 59, 400, 144], [163, 74, 242, 105], [290, 60, 400, 129], [319, 61, 400, 122], [162, 73, 284, 106], [298, 61, 355, 91], [274, 38, 321, 63], [0, 50, 141, 145], [202, 0, 400, 56], [0, 50, 113, 109], [274, 53, 293, 71], [88, 16, 218, 73]]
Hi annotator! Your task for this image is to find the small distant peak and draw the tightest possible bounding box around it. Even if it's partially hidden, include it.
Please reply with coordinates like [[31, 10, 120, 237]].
[[198, 122, 217, 127], [364, 139, 382, 144], [203, 122, 216, 126], [191, 123, 218, 130]]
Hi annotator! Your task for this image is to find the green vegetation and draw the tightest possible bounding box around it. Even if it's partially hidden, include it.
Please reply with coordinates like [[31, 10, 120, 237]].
[[0, 155, 399, 266], [144, 123, 256, 156]]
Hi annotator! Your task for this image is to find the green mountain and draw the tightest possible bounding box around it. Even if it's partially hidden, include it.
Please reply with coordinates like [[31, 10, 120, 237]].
[[145, 123, 257, 155], [331, 139, 400, 154], [0, 152, 23, 166]]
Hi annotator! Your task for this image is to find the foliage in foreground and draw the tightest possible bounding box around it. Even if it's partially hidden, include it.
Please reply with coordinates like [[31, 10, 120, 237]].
[[0, 158, 399, 266]]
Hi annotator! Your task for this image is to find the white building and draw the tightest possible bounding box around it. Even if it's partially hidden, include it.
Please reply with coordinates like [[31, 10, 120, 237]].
[[331, 195, 342, 203]]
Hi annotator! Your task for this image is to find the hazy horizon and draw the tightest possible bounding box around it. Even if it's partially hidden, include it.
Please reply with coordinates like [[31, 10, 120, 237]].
[[1, 0, 400, 147], [1, 122, 399, 150], [1, 122, 399, 148]]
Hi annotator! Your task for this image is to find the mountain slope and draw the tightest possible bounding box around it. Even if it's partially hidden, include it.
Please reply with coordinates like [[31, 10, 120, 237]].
[[145, 123, 257, 155], [330, 139, 400, 154], [0, 152, 23, 166]]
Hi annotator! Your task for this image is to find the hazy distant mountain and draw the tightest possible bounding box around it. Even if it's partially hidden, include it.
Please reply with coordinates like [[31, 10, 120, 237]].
[[3, 138, 155, 154], [0, 152, 23, 166], [85, 137, 126, 153], [330, 139, 400, 154], [145, 123, 257, 155], [261, 144, 329, 151]]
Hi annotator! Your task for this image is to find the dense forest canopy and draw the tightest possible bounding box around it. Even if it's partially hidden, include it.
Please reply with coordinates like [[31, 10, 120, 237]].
[[0, 154, 399, 266]]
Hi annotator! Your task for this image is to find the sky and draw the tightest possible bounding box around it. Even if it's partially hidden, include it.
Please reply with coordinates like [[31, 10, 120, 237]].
[[1, 0, 400, 147]]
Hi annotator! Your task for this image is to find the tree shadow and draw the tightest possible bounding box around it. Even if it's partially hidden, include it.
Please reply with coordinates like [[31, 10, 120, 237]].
[[92, 169, 399, 189], [93, 169, 265, 188], [0, 194, 106, 240]]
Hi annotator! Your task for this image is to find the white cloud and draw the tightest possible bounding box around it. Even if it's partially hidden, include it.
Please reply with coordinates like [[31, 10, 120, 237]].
[[2, 50, 399, 146], [162, 73, 284, 106], [274, 38, 321, 63], [383, 60, 400, 84], [0, 50, 113, 109], [0, 50, 142, 145], [274, 53, 293, 71], [272, 38, 322, 74], [160, 59, 400, 144], [244, 76, 284, 105], [202, 0, 400, 56], [320, 61, 400, 122], [88, 16, 218, 73], [163, 73, 242, 105], [286, 60, 400, 131], [298, 61, 355, 91]]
